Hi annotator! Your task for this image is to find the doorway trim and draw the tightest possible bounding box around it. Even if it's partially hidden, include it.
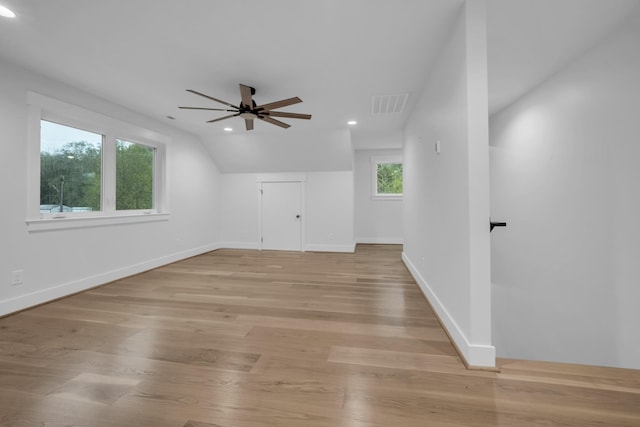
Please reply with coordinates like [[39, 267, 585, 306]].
[[256, 173, 306, 252]]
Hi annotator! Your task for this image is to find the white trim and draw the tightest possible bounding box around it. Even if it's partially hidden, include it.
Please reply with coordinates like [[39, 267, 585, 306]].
[[219, 241, 261, 250], [371, 154, 402, 163], [27, 91, 171, 145], [370, 154, 403, 198], [25, 212, 170, 232], [0, 242, 220, 317], [355, 237, 403, 244], [257, 181, 263, 249], [300, 183, 307, 251], [402, 251, 496, 368], [26, 103, 42, 219], [371, 194, 403, 201], [258, 179, 306, 252], [305, 243, 356, 253]]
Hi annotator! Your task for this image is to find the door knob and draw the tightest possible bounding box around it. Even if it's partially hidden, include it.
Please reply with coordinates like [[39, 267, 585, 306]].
[[296, 214, 300, 219]]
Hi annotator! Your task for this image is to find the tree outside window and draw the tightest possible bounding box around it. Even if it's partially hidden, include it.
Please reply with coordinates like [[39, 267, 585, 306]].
[[39, 121, 157, 215], [116, 139, 154, 210], [377, 162, 403, 195], [371, 155, 403, 199], [40, 121, 102, 213]]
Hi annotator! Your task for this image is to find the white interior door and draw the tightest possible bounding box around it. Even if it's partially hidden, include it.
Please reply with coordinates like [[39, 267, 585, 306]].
[[261, 181, 302, 251]]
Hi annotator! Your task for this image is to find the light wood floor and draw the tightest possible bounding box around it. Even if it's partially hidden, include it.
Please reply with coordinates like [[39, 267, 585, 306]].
[[1, 245, 639, 426]]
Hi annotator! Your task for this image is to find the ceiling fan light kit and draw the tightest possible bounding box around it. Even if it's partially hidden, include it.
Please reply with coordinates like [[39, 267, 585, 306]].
[[179, 84, 312, 131]]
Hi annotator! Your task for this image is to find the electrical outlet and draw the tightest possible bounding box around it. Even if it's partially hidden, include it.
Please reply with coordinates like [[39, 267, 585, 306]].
[[329, 233, 335, 241], [11, 270, 23, 286]]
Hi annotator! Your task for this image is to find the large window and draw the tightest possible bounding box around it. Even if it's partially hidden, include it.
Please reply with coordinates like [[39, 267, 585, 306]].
[[371, 155, 403, 199], [27, 92, 168, 231]]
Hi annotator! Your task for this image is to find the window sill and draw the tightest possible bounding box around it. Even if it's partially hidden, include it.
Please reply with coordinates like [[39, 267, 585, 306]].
[[25, 212, 170, 233], [371, 195, 403, 201]]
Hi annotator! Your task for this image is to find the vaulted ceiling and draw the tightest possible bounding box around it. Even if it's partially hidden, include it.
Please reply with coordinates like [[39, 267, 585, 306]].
[[1, 0, 638, 172]]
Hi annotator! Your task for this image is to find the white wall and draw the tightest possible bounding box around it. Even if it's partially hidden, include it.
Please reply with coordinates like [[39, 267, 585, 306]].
[[490, 8, 640, 369], [219, 174, 261, 249], [354, 149, 403, 244], [220, 171, 355, 252], [351, 129, 403, 150], [0, 58, 222, 316], [306, 171, 355, 252], [204, 129, 354, 173], [402, 0, 494, 368]]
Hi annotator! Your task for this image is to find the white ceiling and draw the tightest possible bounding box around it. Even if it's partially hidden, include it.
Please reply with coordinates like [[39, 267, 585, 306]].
[[487, 0, 640, 115], [0, 0, 638, 172]]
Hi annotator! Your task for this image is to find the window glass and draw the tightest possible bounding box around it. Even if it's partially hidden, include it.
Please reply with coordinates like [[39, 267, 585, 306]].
[[376, 162, 403, 196], [116, 139, 154, 210], [40, 120, 102, 213]]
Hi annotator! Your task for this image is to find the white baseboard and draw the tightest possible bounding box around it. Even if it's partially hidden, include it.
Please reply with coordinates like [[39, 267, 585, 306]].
[[219, 241, 260, 250], [355, 237, 403, 244], [305, 243, 356, 253], [219, 242, 356, 253], [0, 242, 221, 317], [402, 251, 495, 368]]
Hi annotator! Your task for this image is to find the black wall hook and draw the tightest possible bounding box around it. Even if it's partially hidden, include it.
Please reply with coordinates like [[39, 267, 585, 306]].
[[490, 221, 507, 232]]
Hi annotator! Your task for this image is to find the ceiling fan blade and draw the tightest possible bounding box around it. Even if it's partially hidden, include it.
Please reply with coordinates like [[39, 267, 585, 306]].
[[206, 113, 240, 123], [239, 84, 254, 109], [179, 106, 237, 112], [256, 97, 302, 111], [266, 111, 312, 120], [186, 89, 239, 109], [259, 115, 290, 129], [245, 118, 254, 131]]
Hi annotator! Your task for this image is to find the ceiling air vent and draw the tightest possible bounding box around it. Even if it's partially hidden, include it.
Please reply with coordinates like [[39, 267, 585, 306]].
[[371, 93, 408, 115]]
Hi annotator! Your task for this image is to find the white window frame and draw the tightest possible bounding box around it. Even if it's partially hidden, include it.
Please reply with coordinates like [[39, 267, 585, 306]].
[[371, 154, 403, 200], [25, 92, 169, 232]]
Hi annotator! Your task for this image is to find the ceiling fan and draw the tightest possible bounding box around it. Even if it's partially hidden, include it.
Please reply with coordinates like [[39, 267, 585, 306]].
[[179, 84, 312, 131]]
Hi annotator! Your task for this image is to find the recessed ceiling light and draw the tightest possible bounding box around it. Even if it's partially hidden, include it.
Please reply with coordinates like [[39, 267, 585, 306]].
[[347, 120, 357, 126], [223, 127, 233, 132], [0, 5, 16, 18]]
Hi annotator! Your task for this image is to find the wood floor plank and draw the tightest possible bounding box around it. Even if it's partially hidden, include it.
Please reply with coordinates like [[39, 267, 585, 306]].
[[245, 325, 457, 356], [183, 421, 225, 427], [0, 388, 185, 427], [328, 345, 465, 373], [47, 372, 140, 405], [0, 244, 638, 426], [171, 291, 432, 318], [116, 315, 253, 336], [236, 314, 449, 341], [0, 360, 75, 395]]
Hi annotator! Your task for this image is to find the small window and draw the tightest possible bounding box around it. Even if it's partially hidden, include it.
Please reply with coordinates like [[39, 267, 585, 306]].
[[371, 155, 403, 199], [116, 139, 155, 210], [40, 120, 103, 213]]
